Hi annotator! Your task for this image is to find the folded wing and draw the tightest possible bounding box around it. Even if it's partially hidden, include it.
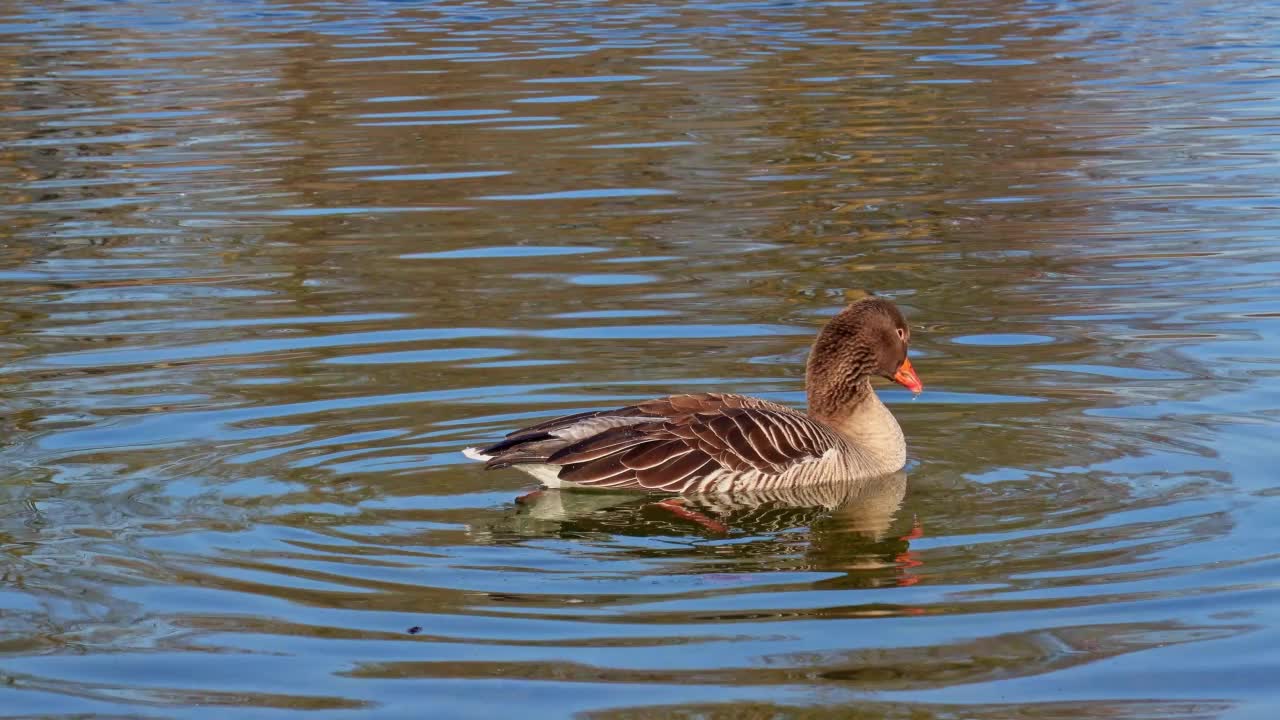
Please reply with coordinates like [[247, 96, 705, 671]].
[[475, 393, 842, 492], [550, 405, 842, 493]]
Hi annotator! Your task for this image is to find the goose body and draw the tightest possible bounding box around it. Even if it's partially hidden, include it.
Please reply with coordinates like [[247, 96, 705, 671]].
[[463, 298, 922, 493]]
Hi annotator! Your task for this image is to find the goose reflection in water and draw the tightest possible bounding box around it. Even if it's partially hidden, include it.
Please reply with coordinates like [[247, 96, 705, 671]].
[[482, 471, 924, 590]]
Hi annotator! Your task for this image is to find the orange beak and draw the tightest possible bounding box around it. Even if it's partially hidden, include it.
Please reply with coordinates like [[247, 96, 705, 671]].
[[893, 357, 923, 394]]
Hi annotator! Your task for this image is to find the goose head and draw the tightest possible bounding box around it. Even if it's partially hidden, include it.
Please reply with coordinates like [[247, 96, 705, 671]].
[[805, 297, 922, 421]]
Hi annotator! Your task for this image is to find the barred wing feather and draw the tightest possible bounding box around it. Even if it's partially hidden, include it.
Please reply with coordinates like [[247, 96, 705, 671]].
[[549, 406, 841, 493]]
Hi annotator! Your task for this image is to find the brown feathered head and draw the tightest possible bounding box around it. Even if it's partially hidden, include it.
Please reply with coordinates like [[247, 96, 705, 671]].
[[805, 297, 922, 416]]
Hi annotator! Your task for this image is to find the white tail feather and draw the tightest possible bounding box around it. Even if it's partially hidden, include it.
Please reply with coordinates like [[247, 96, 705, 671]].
[[462, 446, 574, 487]]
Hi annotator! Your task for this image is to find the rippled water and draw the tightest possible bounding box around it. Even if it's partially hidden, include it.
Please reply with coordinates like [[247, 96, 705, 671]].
[[2, 0, 1279, 717]]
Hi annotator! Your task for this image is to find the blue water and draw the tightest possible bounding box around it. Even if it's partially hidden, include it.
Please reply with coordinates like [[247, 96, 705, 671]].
[[1, 0, 1278, 717]]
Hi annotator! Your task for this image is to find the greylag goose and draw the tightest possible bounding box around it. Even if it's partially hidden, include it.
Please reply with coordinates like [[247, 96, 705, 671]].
[[463, 297, 922, 493]]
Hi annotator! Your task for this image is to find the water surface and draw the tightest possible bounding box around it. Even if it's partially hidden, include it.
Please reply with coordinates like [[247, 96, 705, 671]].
[[2, 0, 1279, 717]]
